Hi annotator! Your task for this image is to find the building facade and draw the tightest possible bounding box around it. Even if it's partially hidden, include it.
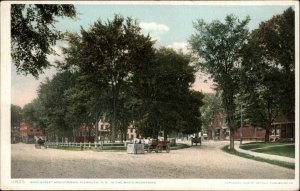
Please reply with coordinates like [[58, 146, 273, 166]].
[[270, 122, 295, 141], [207, 111, 229, 140], [74, 119, 111, 143], [127, 124, 137, 140], [75, 125, 96, 143], [234, 126, 265, 140], [98, 119, 110, 140], [19, 120, 44, 143]]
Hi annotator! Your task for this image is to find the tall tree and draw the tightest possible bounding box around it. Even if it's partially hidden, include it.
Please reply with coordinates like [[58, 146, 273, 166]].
[[132, 48, 203, 139], [60, 15, 155, 142], [239, 8, 295, 142], [11, 4, 76, 77], [189, 15, 250, 150], [36, 71, 77, 138], [11, 104, 23, 129], [253, 7, 295, 121], [23, 98, 47, 131], [200, 93, 222, 133]]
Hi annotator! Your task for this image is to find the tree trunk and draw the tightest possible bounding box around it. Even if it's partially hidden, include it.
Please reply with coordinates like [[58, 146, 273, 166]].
[[120, 128, 124, 143], [95, 114, 98, 143], [111, 88, 117, 143], [265, 124, 270, 143], [73, 127, 76, 142], [164, 131, 168, 141], [230, 128, 235, 150]]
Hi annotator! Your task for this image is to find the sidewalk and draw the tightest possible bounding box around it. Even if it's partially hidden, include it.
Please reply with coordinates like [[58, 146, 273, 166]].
[[234, 143, 295, 164]]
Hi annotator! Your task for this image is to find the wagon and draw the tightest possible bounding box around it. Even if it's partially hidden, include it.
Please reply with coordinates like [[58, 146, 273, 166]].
[[146, 140, 170, 153], [35, 138, 46, 149], [191, 137, 201, 146]]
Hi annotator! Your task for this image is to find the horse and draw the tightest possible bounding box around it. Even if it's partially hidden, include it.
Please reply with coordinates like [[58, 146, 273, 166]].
[[191, 137, 201, 146], [35, 137, 46, 149]]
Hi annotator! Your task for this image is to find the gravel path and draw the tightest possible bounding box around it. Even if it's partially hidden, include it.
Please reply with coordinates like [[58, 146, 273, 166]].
[[11, 141, 295, 179]]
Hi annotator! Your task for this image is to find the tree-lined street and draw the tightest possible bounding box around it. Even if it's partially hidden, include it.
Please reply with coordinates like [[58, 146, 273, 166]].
[[8, 3, 296, 182], [11, 142, 294, 179]]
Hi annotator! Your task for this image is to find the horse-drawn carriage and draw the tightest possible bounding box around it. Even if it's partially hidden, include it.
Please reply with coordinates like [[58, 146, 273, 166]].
[[35, 137, 46, 149], [191, 137, 201, 146], [146, 140, 170, 153]]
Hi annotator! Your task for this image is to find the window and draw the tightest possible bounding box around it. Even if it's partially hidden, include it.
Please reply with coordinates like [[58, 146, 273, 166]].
[[30, 129, 33, 132], [130, 129, 133, 133], [101, 125, 104, 130], [131, 135, 134, 139], [37, 130, 40, 132]]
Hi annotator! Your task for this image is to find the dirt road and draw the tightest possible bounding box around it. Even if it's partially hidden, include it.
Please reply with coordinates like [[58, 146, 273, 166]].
[[11, 141, 294, 179]]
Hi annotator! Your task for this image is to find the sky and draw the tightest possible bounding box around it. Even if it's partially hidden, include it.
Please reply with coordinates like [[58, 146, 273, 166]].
[[11, 3, 293, 107]]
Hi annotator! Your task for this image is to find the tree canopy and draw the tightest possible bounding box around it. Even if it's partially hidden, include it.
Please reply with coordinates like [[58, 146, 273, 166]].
[[133, 48, 204, 139], [11, 104, 23, 128], [189, 15, 250, 149], [11, 4, 76, 78], [59, 15, 155, 142], [252, 7, 295, 121], [239, 7, 295, 142]]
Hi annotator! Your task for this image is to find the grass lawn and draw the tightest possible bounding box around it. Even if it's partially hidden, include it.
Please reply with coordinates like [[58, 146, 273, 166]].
[[253, 145, 295, 158], [222, 146, 295, 169], [240, 142, 295, 158], [171, 143, 190, 150]]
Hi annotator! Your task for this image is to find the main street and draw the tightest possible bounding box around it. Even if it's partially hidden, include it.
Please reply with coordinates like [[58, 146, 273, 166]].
[[11, 141, 294, 179]]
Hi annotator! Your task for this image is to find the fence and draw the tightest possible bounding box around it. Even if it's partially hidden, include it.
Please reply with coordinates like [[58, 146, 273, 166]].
[[45, 141, 128, 150]]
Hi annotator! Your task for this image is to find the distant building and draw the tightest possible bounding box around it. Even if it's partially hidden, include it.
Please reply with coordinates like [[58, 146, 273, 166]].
[[234, 113, 294, 141], [75, 124, 95, 143], [74, 119, 111, 143], [234, 125, 265, 141], [98, 119, 110, 140], [72, 118, 144, 143], [127, 124, 137, 140], [19, 120, 44, 143], [270, 122, 295, 141], [207, 111, 229, 140]]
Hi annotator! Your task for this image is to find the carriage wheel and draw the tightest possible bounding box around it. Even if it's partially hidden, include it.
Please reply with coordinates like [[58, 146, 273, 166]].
[[156, 145, 162, 153], [166, 144, 170, 153]]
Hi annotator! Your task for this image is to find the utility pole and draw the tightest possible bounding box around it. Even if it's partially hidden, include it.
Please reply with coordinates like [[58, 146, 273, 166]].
[[240, 104, 243, 145]]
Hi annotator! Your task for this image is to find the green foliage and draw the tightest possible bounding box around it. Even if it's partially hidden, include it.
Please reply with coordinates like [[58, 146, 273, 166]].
[[189, 15, 250, 149], [239, 7, 295, 142], [24, 71, 78, 137], [252, 7, 295, 121], [246, 145, 295, 158], [11, 104, 23, 128], [132, 48, 204, 138], [200, 93, 222, 132], [59, 15, 155, 142], [22, 15, 205, 141], [11, 4, 76, 77], [23, 98, 47, 130], [242, 142, 296, 159]]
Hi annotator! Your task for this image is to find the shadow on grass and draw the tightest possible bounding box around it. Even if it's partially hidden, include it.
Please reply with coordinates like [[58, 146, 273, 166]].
[[240, 142, 295, 158], [222, 145, 295, 170], [171, 143, 190, 150]]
